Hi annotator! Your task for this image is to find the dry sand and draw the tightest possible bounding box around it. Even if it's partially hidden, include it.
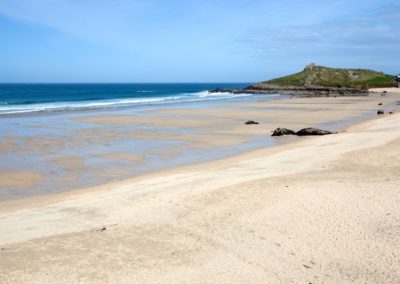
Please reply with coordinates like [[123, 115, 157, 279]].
[[369, 87, 400, 94], [0, 90, 400, 282]]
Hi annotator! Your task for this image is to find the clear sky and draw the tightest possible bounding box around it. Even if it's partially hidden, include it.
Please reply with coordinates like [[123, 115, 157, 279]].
[[0, 0, 398, 82]]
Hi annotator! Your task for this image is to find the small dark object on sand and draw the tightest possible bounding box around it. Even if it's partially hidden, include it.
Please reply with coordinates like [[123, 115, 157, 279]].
[[389, 112, 393, 114], [271, 128, 296, 136], [296, 127, 335, 136], [377, 110, 384, 115], [378, 103, 383, 105], [244, 120, 259, 125]]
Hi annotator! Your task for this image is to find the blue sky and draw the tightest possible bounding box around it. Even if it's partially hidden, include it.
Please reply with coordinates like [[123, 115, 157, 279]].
[[0, 0, 398, 82]]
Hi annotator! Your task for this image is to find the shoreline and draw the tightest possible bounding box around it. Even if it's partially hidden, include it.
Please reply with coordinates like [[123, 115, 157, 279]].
[[0, 82, 251, 117], [0, 90, 398, 215], [0, 104, 397, 214], [0, 89, 397, 202]]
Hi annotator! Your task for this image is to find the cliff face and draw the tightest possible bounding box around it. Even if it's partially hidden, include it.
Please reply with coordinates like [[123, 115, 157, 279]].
[[253, 64, 395, 89]]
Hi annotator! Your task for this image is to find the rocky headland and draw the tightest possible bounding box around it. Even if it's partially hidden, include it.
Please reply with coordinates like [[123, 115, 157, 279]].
[[211, 64, 396, 97]]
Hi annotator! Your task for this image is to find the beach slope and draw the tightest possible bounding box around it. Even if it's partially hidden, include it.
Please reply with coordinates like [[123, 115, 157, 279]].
[[1, 108, 400, 282]]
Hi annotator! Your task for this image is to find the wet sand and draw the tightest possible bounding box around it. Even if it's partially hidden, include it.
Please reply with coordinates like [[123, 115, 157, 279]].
[[0, 92, 392, 200], [0, 91, 398, 201], [0, 89, 400, 282], [0, 169, 43, 189]]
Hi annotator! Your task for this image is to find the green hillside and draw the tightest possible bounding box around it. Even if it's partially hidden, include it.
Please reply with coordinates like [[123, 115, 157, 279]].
[[264, 64, 395, 88]]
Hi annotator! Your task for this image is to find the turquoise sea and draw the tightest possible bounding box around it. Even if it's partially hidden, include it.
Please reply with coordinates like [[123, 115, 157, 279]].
[[0, 83, 287, 200], [0, 83, 252, 115]]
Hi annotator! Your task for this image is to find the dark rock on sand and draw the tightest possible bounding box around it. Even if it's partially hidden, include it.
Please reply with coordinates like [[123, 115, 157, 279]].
[[272, 127, 336, 136], [378, 103, 383, 105], [296, 128, 335, 136], [271, 128, 296, 136], [377, 110, 385, 115], [244, 120, 259, 125]]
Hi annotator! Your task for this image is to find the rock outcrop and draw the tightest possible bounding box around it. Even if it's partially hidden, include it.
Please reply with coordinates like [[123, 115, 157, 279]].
[[243, 84, 369, 97], [271, 127, 336, 136], [210, 85, 368, 97], [209, 64, 396, 97], [295, 127, 335, 136], [244, 120, 259, 125], [271, 128, 296, 136]]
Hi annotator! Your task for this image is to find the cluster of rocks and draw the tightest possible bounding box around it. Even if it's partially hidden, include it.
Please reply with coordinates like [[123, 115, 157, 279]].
[[245, 84, 369, 97], [210, 84, 369, 97], [377, 110, 394, 115], [271, 127, 336, 136], [243, 120, 336, 136]]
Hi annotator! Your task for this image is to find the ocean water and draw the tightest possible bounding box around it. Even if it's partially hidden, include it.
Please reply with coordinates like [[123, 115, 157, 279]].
[[0, 83, 252, 115], [0, 82, 286, 200], [2, 83, 389, 201]]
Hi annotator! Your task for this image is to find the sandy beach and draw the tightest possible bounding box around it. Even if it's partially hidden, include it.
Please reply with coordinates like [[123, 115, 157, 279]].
[[1, 89, 398, 201], [0, 88, 399, 282]]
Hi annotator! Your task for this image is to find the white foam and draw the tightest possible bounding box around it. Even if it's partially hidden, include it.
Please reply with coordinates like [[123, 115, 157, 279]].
[[0, 91, 276, 115], [0, 97, 179, 115]]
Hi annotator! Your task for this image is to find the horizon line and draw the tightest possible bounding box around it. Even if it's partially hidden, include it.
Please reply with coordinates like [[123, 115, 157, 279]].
[[0, 81, 254, 84]]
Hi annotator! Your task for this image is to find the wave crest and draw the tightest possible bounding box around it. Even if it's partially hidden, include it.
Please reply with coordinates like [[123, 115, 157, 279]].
[[0, 90, 268, 115]]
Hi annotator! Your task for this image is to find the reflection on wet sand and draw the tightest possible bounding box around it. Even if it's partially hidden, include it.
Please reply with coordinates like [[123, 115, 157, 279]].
[[0, 91, 398, 200], [0, 169, 43, 190]]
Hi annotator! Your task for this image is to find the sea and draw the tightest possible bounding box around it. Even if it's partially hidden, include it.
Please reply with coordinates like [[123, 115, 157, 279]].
[[0, 82, 285, 200], [0, 83, 253, 115], [1, 83, 385, 201]]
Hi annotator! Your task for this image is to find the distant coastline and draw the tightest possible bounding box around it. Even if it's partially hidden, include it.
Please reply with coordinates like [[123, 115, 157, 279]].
[[211, 64, 397, 97]]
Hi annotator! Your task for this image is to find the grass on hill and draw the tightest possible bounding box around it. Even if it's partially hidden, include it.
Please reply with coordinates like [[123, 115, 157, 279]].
[[264, 64, 395, 88]]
